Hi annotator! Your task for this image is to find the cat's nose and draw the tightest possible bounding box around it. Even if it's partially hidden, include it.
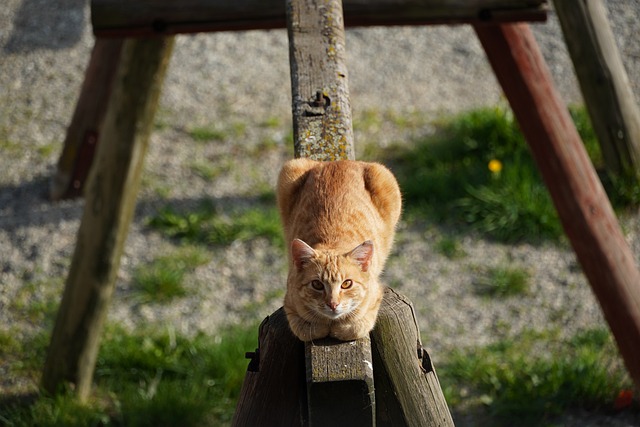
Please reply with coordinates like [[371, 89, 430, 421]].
[[328, 301, 339, 311]]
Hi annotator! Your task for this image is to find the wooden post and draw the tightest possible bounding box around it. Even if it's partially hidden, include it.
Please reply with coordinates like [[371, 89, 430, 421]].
[[42, 37, 175, 400], [306, 337, 375, 426], [372, 289, 453, 426], [235, 1, 453, 425], [474, 23, 640, 390], [50, 39, 124, 200], [286, 0, 354, 160], [286, 0, 376, 423], [553, 0, 640, 181], [232, 309, 306, 427]]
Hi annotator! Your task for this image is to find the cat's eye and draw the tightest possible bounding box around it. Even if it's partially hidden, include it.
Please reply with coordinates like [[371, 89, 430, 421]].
[[310, 280, 324, 291], [341, 279, 353, 289]]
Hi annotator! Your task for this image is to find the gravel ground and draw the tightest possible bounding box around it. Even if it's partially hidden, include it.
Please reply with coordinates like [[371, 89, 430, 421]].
[[1, 0, 640, 425]]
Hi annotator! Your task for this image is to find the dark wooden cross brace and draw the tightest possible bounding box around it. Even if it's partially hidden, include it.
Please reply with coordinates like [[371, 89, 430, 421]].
[[43, 0, 640, 420]]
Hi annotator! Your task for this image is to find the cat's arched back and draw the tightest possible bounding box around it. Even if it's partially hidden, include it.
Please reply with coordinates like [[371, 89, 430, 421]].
[[277, 158, 401, 275]]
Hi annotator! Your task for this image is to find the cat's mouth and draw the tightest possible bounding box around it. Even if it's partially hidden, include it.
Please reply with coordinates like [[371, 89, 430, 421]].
[[322, 307, 347, 320]]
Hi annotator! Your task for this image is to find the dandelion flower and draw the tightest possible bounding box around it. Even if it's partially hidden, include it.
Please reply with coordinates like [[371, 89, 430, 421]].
[[488, 159, 503, 174]]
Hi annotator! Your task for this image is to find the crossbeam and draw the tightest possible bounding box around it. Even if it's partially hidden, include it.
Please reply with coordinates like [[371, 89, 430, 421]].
[[91, 0, 547, 37]]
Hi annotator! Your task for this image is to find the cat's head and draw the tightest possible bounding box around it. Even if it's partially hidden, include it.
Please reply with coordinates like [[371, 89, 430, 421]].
[[288, 238, 374, 321]]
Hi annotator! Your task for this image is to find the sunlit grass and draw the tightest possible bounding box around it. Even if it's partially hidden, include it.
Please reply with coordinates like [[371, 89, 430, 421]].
[[132, 246, 210, 303], [440, 328, 634, 425], [147, 201, 283, 248], [1, 324, 259, 427], [386, 105, 635, 242]]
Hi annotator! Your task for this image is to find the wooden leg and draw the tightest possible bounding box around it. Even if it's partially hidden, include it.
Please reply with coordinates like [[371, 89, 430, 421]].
[[286, 0, 354, 161], [474, 22, 640, 390], [232, 309, 306, 427], [50, 38, 124, 201], [554, 0, 640, 180], [42, 36, 175, 400]]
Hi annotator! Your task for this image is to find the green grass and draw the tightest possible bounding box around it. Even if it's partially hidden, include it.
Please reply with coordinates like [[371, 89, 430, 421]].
[[4, 326, 632, 426], [474, 265, 530, 297], [1, 324, 259, 427], [190, 160, 231, 181], [188, 122, 247, 143], [440, 328, 634, 425], [188, 126, 228, 142], [386, 105, 636, 243], [147, 201, 283, 248], [434, 236, 466, 259], [132, 246, 210, 303]]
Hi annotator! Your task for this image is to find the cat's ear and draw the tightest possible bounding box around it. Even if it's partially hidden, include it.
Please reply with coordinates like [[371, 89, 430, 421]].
[[348, 240, 374, 272], [291, 239, 316, 271]]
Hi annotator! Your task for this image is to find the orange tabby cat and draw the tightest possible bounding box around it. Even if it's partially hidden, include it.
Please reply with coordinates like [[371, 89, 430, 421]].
[[277, 158, 402, 341]]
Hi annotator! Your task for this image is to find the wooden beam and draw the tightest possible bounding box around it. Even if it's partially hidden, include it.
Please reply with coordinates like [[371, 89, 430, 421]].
[[372, 289, 454, 426], [232, 309, 306, 427], [306, 337, 375, 426], [287, 0, 354, 160], [474, 22, 640, 391], [287, 0, 373, 422], [553, 0, 640, 180], [91, 0, 548, 37], [50, 39, 124, 201], [42, 37, 174, 400]]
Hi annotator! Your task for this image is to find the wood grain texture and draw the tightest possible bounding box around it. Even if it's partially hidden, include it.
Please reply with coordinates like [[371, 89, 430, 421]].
[[372, 288, 454, 427], [474, 22, 640, 391], [306, 337, 375, 426], [50, 38, 124, 201], [287, 0, 354, 161], [42, 37, 174, 400], [553, 0, 640, 180], [232, 309, 306, 427], [91, 0, 548, 37]]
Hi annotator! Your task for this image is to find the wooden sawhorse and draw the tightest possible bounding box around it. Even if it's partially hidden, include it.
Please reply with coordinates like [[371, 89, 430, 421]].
[[43, 1, 640, 424]]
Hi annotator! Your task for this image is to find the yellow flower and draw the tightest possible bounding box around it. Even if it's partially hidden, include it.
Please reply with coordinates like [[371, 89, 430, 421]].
[[488, 159, 503, 174]]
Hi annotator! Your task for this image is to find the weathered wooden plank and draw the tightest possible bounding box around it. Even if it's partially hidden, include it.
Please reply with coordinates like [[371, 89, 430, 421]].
[[372, 288, 454, 427], [553, 0, 640, 180], [287, 0, 354, 161], [91, 0, 548, 37], [474, 22, 640, 391], [306, 337, 375, 426], [232, 308, 306, 427], [50, 38, 124, 201], [42, 37, 174, 400]]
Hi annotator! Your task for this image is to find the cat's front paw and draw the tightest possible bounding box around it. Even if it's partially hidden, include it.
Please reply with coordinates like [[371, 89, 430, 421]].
[[287, 314, 331, 342], [330, 320, 373, 341]]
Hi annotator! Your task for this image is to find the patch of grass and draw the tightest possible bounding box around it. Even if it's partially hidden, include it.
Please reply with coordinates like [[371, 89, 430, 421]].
[[434, 236, 466, 259], [36, 142, 60, 159], [189, 126, 228, 142], [259, 116, 281, 128], [2, 324, 259, 427], [9, 278, 63, 324], [132, 246, 209, 303], [190, 160, 231, 181], [0, 328, 50, 384], [387, 106, 559, 241], [353, 108, 384, 132], [147, 201, 283, 248], [474, 265, 530, 297], [189, 121, 247, 142], [440, 328, 633, 425], [386, 105, 633, 243]]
